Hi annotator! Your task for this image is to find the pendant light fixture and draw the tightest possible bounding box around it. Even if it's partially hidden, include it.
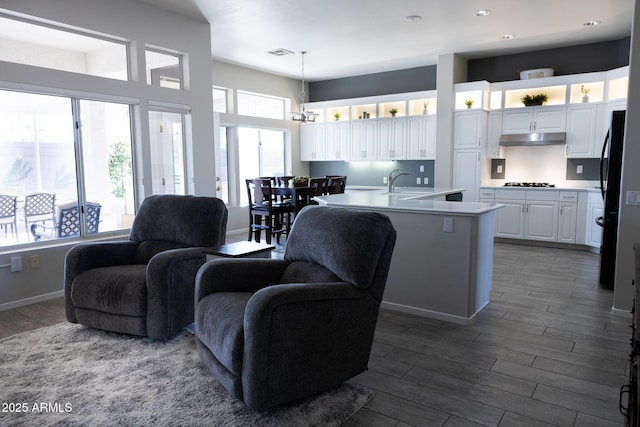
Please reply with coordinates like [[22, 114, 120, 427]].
[[291, 51, 318, 122]]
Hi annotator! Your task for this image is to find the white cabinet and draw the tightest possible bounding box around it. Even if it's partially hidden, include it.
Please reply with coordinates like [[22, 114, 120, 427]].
[[557, 192, 578, 243], [454, 111, 485, 149], [407, 115, 436, 159], [350, 120, 378, 161], [324, 121, 350, 161], [495, 198, 526, 238], [565, 104, 602, 158], [453, 150, 481, 202], [586, 192, 604, 248], [502, 107, 566, 134], [378, 117, 407, 160], [486, 111, 503, 159], [525, 200, 559, 242], [492, 189, 563, 242], [596, 100, 627, 158], [300, 123, 326, 161]]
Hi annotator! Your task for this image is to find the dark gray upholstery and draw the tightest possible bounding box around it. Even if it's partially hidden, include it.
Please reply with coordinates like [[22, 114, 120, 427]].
[[194, 205, 397, 411], [65, 195, 228, 340]]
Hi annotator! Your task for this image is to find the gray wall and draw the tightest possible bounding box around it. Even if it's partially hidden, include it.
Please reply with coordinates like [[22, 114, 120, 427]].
[[468, 38, 630, 82], [309, 65, 437, 101], [310, 39, 630, 99]]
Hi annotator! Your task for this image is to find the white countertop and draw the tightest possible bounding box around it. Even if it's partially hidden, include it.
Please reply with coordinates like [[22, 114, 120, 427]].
[[481, 185, 601, 193], [315, 188, 502, 215]]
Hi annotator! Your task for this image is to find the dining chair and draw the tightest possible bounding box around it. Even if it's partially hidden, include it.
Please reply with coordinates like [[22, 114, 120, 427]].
[[309, 177, 329, 204], [326, 176, 347, 194], [23, 192, 56, 240], [0, 194, 18, 241], [277, 176, 295, 187], [246, 178, 293, 244]]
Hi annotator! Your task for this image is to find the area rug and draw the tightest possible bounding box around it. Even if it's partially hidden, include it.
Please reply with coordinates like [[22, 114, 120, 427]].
[[0, 323, 373, 426]]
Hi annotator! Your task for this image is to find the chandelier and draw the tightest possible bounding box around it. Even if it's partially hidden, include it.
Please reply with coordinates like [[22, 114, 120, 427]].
[[291, 51, 318, 122]]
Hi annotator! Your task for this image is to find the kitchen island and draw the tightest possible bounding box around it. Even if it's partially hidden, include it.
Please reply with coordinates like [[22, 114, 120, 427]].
[[315, 189, 503, 324]]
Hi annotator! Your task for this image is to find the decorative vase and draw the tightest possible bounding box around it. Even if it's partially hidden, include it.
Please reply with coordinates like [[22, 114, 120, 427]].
[[423, 109, 428, 115], [466, 105, 472, 109], [582, 95, 590, 103], [390, 112, 396, 117]]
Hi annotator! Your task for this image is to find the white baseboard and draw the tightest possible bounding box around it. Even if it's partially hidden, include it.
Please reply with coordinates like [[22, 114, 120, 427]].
[[381, 300, 480, 325], [0, 290, 64, 312], [611, 305, 633, 318]]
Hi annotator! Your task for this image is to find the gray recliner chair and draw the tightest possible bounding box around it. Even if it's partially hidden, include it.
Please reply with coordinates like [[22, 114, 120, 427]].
[[194, 205, 397, 411], [65, 195, 228, 340]]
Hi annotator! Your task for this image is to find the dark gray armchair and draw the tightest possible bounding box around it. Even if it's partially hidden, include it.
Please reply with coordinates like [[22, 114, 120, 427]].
[[65, 195, 228, 340], [194, 205, 397, 411]]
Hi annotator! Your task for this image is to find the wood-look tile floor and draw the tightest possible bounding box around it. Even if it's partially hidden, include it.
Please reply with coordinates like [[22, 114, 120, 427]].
[[0, 241, 629, 426]]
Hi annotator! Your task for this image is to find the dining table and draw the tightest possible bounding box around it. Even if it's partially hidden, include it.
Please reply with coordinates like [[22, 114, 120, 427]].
[[270, 185, 314, 216]]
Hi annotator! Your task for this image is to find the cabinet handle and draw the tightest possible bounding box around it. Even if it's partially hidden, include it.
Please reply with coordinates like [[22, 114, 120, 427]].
[[526, 203, 529, 213], [521, 204, 525, 213], [560, 207, 563, 215]]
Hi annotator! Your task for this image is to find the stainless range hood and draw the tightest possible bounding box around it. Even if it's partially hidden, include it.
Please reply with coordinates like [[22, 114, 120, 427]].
[[499, 132, 566, 146]]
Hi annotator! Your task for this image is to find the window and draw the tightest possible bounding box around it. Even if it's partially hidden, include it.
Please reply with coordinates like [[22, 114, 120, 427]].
[[237, 91, 287, 120], [213, 87, 228, 113], [0, 15, 128, 81], [237, 127, 285, 205], [217, 127, 229, 203], [0, 90, 134, 247], [148, 110, 186, 195], [146, 49, 182, 89]]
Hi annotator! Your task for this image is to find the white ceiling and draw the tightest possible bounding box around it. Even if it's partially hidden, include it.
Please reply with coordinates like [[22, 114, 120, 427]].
[[137, 0, 634, 81]]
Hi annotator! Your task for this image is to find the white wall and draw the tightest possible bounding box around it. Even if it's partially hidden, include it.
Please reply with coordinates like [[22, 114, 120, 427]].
[[0, 0, 215, 308], [614, 1, 640, 313]]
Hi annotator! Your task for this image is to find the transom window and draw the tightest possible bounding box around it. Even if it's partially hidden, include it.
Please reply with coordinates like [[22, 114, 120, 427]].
[[0, 15, 128, 81]]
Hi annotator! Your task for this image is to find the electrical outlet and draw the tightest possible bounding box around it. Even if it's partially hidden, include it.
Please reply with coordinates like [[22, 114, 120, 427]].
[[423, 177, 429, 185], [443, 217, 453, 233], [416, 177, 421, 185], [497, 165, 503, 173], [419, 165, 425, 172], [10, 256, 22, 272], [29, 255, 40, 269], [577, 165, 583, 174], [383, 176, 388, 184]]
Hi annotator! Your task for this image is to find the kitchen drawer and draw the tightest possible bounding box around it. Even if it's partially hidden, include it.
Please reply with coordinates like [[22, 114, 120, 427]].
[[495, 189, 526, 200], [479, 188, 495, 199], [525, 189, 559, 201], [559, 191, 578, 203]]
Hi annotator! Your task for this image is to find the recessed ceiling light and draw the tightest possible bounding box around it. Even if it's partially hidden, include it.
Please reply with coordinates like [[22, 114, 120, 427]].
[[475, 10, 491, 17], [583, 20, 601, 27], [404, 15, 422, 22], [500, 34, 515, 40]]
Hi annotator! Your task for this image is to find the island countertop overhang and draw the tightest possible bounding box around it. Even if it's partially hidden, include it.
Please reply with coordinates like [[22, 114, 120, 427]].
[[315, 188, 503, 215]]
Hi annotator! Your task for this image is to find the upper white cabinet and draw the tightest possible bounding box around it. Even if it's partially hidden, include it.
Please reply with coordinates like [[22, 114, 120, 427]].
[[454, 110, 486, 149], [407, 115, 436, 159], [565, 103, 603, 158], [301, 90, 436, 161], [350, 120, 377, 161], [324, 121, 350, 161], [378, 117, 407, 160], [300, 123, 326, 161], [502, 106, 566, 134]]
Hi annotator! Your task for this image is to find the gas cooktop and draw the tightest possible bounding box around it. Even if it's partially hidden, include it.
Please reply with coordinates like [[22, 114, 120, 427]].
[[504, 182, 556, 188]]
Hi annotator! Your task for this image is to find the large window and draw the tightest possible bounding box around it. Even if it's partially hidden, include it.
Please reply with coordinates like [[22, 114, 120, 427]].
[[0, 90, 134, 247], [237, 127, 285, 205], [0, 15, 128, 81]]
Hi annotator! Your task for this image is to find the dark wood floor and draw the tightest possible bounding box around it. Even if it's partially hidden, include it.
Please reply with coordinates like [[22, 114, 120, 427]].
[[0, 240, 629, 426]]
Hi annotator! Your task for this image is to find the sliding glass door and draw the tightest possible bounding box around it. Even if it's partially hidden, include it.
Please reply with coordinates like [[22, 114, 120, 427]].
[[0, 90, 134, 246]]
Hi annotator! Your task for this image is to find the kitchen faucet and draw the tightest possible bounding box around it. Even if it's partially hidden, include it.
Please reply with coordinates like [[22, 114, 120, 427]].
[[388, 168, 410, 193]]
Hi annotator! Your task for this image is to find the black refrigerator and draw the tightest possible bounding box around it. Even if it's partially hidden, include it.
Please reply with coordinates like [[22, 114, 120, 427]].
[[597, 110, 626, 289]]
